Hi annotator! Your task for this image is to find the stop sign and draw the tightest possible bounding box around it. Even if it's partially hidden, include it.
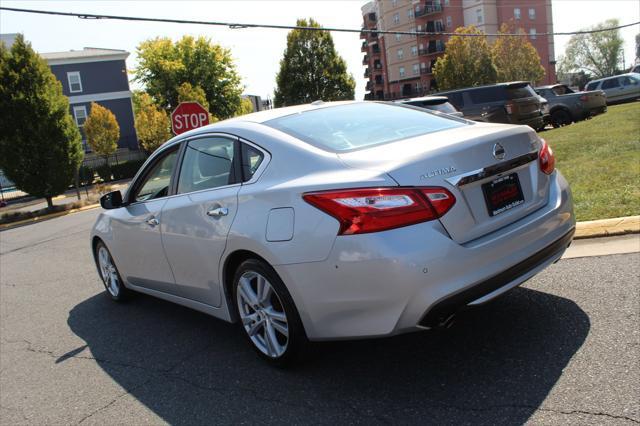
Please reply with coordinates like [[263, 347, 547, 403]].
[[171, 102, 210, 135]]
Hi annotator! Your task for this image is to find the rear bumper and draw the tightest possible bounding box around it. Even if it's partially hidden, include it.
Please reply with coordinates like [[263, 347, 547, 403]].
[[419, 227, 574, 327], [275, 171, 574, 341]]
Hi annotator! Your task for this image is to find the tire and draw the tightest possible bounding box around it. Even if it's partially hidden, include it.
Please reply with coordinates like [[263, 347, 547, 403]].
[[551, 109, 572, 128], [232, 259, 307, 366], [95, 241, 129, 302]]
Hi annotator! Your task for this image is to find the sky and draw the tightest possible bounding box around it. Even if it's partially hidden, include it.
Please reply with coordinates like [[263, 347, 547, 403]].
[[1, 0, 639, 101]]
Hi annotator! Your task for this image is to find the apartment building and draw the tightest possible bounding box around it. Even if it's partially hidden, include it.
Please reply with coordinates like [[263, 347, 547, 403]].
[[362, 0, 556, 100]]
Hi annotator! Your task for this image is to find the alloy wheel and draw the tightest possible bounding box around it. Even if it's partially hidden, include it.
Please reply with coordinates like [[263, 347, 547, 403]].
[[98, 246, 120, 297], [236, 271, 289, 358]]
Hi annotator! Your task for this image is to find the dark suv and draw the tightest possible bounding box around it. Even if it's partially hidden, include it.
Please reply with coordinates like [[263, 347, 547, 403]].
[[436, 82, 545, 129]]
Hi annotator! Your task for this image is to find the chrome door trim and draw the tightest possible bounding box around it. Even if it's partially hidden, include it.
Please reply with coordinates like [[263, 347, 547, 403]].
[[446, 151, 539, 187]]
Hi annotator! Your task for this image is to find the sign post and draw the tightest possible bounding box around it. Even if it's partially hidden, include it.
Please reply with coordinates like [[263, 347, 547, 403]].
[[171, 102, 210, 135]]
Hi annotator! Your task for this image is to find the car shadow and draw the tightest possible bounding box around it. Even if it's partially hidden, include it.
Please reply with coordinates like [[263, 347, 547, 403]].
[[66, 286, 589, 424]]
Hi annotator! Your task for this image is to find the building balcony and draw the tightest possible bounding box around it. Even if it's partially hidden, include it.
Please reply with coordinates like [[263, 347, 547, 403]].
[[361, 41, 368, 52], [418, 46, 445, 56], [415, 3, 443, 18], [362, 55, 369, 65], [420, 67, 433, 75], [364, 68, 371, 78]]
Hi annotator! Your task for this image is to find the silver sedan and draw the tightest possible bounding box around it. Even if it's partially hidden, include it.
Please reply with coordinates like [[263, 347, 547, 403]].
[[91, 101, 575, 365]]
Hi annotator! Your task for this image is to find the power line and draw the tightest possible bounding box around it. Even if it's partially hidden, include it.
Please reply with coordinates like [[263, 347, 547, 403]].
[[1, 6, 638, 37]]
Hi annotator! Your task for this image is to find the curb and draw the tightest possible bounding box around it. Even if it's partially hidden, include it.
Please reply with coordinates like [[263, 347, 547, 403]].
[[1, 204, 639, 239], [574, 215, 640, 239], [0, 203, 100, 231]]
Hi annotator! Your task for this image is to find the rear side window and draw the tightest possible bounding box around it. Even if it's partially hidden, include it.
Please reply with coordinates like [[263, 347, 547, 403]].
[[446, 92, 464, 109], [264, 102, 465, 152], [177, 137, 235, 194], [601, 78, 620, 89], [586, 82, 600, 91], [469, 87, 504, 104], [241, 143, 264, 181], [506, 84, 537, 99], [422, 102, 458, 114]]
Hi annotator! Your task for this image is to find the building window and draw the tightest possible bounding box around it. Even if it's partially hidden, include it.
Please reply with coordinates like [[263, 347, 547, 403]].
[[529, 8, 536, 19], [67, 71, 82, 93], [444, 0, 450, 5], [529, 28, 537, 39], [476, 9, 483, 24], [391, 0, 397, 6], [73, 105, 87, 127], [413, 63, 420, 75], [399, 66, 405, 78], [514, 8, 521, 20], [446, 16, 452, 28], [393, 13, 400, 24], [411, 46, 418, 56], [397, 48, 404, 59], [408, 8, 414, 19], [396, 33, 402, 42]]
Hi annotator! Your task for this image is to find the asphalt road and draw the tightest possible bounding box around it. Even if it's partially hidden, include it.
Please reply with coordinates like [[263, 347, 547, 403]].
[[1, 209, 638, 425]]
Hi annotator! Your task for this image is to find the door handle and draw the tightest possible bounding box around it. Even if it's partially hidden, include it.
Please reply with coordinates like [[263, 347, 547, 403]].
[[146, 217, 159, 226], [206, 207, 229, 217]]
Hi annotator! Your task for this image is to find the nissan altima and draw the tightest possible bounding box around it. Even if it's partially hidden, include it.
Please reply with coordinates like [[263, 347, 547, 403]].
[[91, 101, 575, 365]]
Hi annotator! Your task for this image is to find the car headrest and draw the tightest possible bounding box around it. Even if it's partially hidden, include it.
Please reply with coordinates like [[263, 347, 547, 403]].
[[198, 146, 231, 177]]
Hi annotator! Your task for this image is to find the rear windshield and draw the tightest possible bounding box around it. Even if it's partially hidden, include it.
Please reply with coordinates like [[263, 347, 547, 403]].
[[264, 102, 466, 152], [506, 84, 537, 99]]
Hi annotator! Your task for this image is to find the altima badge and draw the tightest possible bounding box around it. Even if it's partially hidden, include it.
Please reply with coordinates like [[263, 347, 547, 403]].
[[493, 143, 506, 160], [420, 166, 456, 180]]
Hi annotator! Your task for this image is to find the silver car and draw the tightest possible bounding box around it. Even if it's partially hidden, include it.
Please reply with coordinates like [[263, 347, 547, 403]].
[[91, 101, 575, 365], [585, 73, 640, 104]]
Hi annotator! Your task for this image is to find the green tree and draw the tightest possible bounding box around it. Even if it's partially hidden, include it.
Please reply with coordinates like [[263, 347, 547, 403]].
[[133, 92, 171, 153], [274, 18, 355, 106], [433, 26, 497, 91], [0, 34, 83, 209], [235, 98, 255, 116], [176, 81, 219, 122], [558, 19, 624, 78], [492, 23, 545, 83], [133, 36, 243, 119], [177, 82, 209, 110], [84, 102, 119, 164]]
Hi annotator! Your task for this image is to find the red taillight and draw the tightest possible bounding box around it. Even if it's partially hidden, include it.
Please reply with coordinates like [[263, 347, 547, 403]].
[[302, 187, 456, 235], [539, 139, 555, 175]]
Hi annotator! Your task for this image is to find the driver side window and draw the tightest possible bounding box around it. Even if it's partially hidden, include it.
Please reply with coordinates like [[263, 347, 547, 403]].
[[133, 149, 178, 203]]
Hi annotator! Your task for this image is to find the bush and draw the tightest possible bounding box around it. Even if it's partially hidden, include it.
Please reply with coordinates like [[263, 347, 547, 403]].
[[95, 164, 113, 182]]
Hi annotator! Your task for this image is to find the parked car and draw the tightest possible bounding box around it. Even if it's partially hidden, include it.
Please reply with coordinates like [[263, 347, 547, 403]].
[[535, 84, 607, 127], [585, 73, 640, 104], [394, 96, 464, 117], [533, 93, 551, 131], [436, 81, 546, 130], [91, 101, 575, 365], [629, 64, 640, 74]]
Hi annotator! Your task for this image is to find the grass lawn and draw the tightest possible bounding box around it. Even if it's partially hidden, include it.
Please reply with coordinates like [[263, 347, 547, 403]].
[[543, 101, 640, 221]]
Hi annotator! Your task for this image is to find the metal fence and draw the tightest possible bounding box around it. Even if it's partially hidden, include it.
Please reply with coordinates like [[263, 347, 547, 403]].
[[0, 150, 148, 206]]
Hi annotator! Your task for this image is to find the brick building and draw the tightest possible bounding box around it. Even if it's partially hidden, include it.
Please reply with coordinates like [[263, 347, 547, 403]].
[[362, 0, 556, 100]]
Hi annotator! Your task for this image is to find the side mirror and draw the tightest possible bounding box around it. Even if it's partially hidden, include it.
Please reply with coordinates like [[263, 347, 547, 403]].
[[100, 190, 124, 209]]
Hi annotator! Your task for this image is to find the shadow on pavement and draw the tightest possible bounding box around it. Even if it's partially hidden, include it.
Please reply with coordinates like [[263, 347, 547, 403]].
[[67, 286, 589, 424]]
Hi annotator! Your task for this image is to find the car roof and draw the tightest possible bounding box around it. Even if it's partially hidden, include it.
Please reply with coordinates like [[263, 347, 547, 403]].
[[224, 100, 357, 124], [436, 81, 531, 94], [535, 84, 564, 90], [158, 100, 375, 148], [587, 72, 640, 84], [395, 96, 449, 103]]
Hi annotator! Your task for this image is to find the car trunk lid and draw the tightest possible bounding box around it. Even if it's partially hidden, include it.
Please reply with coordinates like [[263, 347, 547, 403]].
[[338, 123, 551, 244]]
